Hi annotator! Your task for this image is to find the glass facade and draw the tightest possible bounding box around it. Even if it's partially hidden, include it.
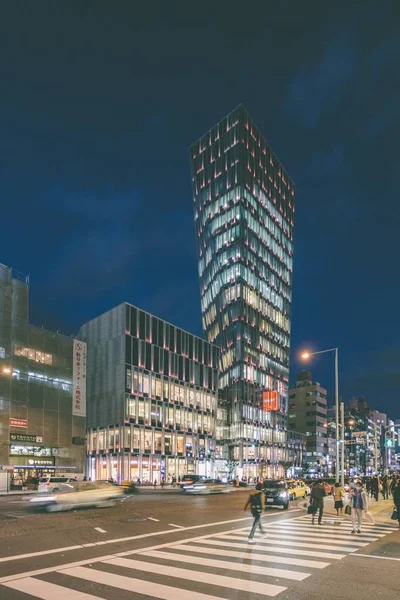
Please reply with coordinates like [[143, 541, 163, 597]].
[[0, 264, 86, 488], [79, 304, 219, 483], [191, 105, 297, 472]]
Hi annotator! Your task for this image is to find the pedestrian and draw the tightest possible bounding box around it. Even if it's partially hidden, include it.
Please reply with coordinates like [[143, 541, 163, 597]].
[[390, 476, 397, 497], [333, 482, 345, 516], [350, 481, 369, 534], [370, 476, 379, 501], [153, 478, 157, 489], [235, 476, 240, 488], [161, 477, 165, 488], [310, 481, 326, 525], [382, 476, 389, 500], [172, 475, 176, 488], [365, 478, 372, 497], [393, 479, 400, 528], [243, 482, 265, 543]]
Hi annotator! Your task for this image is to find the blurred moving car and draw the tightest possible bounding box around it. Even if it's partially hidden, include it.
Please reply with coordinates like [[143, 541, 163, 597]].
[[263, 479, 290, 509], [38, 476, 77, 493], [30, 481, 128, 511], [180, 475, 207, 489], [184, 478, 231, 495], [228, 479, 248, 487], [286, 479, 308, 500]]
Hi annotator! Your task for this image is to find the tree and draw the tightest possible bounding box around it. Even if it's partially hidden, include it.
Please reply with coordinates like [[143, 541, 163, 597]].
[[225, 460, 239, 478]]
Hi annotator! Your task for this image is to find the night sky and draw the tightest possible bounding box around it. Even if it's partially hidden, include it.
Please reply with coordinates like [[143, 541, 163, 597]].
[[1, 2, 399, 416]]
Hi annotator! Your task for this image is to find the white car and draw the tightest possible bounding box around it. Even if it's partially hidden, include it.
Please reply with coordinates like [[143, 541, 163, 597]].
[[38, 476, 77, 493], [184, 478, 231, 495], [30, 481, 127, 511]]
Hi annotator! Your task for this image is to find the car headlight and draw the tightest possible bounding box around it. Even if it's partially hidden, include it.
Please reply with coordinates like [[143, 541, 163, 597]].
[[279, 492, 288, 498]]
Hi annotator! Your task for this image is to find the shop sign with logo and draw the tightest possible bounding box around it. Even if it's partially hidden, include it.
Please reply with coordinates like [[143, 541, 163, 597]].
[[10, 433, 43, 444], [27, 458, 55, 467], [10, 418, 28, 428], [72, 339, 87, 417]]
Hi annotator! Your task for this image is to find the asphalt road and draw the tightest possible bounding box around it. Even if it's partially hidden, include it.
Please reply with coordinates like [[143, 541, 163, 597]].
[[0, 490, 398, 600]]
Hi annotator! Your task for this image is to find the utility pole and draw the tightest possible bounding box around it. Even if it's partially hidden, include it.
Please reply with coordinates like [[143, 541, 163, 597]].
[[374, 421, 379, 473], [340, 401, 345, 485]]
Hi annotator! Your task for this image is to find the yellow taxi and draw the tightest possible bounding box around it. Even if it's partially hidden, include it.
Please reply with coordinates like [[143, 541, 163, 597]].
[[286, 479, 308, 501]]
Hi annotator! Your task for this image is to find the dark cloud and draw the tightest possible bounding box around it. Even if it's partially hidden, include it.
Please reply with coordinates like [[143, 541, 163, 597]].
[[0, 2, 399, 416]]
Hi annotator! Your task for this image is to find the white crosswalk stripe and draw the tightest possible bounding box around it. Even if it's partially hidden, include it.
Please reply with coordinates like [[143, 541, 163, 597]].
[[1, 516, 395, 600]]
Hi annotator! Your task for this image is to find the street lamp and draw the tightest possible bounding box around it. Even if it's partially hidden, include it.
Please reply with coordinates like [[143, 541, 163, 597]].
[[301, 347, 341, 485], [2, 367, 11, 375]]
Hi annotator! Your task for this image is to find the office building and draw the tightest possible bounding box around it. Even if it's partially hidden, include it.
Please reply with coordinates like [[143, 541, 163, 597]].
[[0, 263, 86, 488], [190, 105, 296, 475], [78, 303, 219, 483], [288, 371, 328, 473]]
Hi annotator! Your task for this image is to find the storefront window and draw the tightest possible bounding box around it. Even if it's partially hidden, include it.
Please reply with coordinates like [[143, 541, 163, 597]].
[[155, 432, 162, 453], [165, 434, 172, 455], [175, 408, 181, 427], [206, 393, 211, 410], [143, 373, 150, 395], [144, 400, 150, 426], [177, 436, 184, 454], [187, 411, 193, 430], [185, 437, 193, 456], [133, 370, 139, 394], [98, 430, 105, 451], [155, 378, 162, 398], [168, 407, 174, 427], [173, 383, 180, 403], [132, 428, 141, 450], [163, 379, 169, 400], [109, 430, 115, 447], [144, 430, 152, 453], [151, 375, 156, 398], [123, 427, 130, 448], [179, 384, 185, 403], [189, 388, 194, 405], [138, 401, 144, 420], [151, 403, 161, 424], [127, 397, 137, 417]]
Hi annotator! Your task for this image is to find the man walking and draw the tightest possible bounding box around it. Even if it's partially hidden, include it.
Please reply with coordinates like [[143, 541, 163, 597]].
[[310, 481, 326, 525], [243, 482, 265, 543]]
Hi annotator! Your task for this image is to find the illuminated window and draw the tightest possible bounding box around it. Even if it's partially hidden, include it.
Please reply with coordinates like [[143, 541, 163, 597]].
[[14, 346, 53, 365]]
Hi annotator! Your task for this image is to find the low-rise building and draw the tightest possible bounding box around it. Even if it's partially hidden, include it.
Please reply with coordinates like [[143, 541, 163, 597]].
[[0, 263, 86, 488], [78, 303, 219, 483], [288, 371, 328, 474]]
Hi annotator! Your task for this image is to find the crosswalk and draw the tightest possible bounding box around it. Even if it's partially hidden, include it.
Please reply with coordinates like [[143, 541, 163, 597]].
[[1, 515, 397, 599]]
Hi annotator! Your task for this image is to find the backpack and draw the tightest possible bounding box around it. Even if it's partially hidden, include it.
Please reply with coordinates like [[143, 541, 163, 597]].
[[250, 491, 262, 508]]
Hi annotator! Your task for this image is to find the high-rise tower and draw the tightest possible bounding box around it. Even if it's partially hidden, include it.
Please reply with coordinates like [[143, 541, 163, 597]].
[[190, 105, 295, 467]]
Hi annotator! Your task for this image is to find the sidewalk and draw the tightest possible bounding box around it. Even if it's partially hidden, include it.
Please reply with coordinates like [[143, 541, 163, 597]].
[[323, 495, 396, 524]]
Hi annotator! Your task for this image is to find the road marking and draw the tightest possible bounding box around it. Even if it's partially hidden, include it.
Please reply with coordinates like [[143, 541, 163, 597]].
[[262, 526, 380, 541], [169, 544, 330, 569], [103, 557, 287, 596], [218, 534, 357, 553], [225, 531, 368, 547], [352, 553, 400, 562], [0, 509, 300, 565], [192, 538, 346, 560], [142, 549, 310, 581], [61, 565, 267, 599], [0, 520, 298, 585], [168, 523, 184, 529], [273, 523, 387, 536], [94, 527, 106, 533], [3, 576, 100, 599], [147, 517, 160, 522]]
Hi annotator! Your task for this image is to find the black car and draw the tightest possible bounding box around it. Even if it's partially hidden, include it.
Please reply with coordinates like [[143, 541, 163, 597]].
[[179, 475, 207, 489], [262, 479, 290, 510]]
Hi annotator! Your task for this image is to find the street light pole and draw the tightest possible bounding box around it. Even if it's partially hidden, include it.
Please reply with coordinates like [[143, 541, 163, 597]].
[[340, 400, 345, 486], [301, 347, 340, 484], [335, 349, 340, 485]]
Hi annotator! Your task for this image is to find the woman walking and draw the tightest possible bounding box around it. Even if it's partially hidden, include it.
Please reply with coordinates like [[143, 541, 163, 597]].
[[350, 480, 369, 533], [333, 482, 345, 516]]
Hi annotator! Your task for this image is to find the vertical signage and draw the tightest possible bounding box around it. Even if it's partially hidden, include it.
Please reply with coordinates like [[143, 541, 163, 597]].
[[262, 391, 279, 412], [72, 340, 87, 417]]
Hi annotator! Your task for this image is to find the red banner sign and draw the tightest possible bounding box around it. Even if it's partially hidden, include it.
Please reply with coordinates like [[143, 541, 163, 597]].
[[262, 391, 279, 412], [10, 418, 28, 428]]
